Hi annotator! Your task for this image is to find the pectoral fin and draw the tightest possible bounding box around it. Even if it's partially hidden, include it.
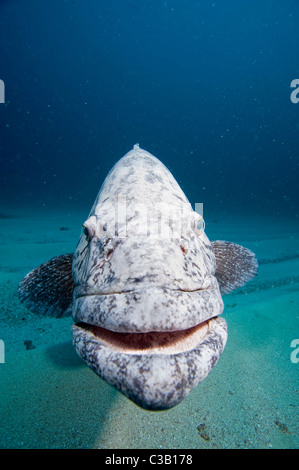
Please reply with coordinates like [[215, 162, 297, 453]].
[[18, 253, 74, 318], [211, 241, 258, 295]]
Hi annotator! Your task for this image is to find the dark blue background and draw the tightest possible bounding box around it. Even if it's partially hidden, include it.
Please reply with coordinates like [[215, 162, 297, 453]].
[[0, 0, 298, 218]]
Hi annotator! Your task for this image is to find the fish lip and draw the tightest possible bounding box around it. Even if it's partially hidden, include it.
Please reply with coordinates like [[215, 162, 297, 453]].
[[71, 317, 228, 410], [72, 286, 224, 333], [74, 285, 211, 297]]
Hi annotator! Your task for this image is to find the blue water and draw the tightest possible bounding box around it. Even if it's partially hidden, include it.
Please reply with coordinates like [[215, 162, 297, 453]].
[[1, 0, 298, 217], [0, 0, 298, 449]]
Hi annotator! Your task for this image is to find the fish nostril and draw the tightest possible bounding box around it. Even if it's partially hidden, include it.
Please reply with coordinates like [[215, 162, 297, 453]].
[[180, 245, 187, 255], [105, 249, 114, 261]]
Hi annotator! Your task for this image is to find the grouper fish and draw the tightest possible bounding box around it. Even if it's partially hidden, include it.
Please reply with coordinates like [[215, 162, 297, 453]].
[[18, 144, 258, 410]]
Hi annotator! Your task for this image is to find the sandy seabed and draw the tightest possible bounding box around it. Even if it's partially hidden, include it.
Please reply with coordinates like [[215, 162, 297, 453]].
[[0, 206, 298, 449]]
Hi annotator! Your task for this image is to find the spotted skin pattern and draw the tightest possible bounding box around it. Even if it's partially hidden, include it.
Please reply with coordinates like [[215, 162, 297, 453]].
[[72, 144, 227, 409]]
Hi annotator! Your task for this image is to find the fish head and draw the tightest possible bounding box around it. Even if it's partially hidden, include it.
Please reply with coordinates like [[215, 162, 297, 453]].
[[71, 145, 227, 409]]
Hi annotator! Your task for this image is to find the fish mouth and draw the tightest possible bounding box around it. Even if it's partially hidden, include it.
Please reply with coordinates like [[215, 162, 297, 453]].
[[71, 316, 228, 410], [73, 319, 211, 355]]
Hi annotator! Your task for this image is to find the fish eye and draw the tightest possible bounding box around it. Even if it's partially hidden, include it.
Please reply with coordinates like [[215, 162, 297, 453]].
[[193, 216, 205, 235], [81, 216, 97, 242], [82, 225, 91, 242]]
